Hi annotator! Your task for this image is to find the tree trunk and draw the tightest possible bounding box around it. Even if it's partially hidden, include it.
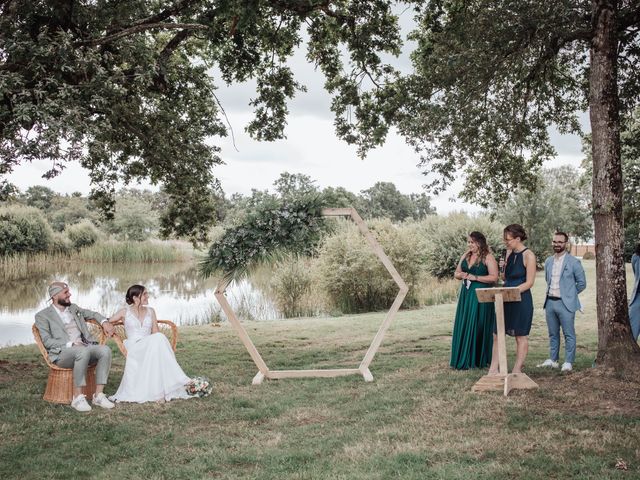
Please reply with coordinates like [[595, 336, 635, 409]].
[[590, 0, 640, 372]]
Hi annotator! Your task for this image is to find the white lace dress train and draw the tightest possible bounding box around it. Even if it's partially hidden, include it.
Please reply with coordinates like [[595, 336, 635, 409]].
[[110, 307, 193, 403]]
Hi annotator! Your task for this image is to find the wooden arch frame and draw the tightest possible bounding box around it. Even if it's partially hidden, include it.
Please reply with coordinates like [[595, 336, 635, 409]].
[[214, 207, 409, 384]]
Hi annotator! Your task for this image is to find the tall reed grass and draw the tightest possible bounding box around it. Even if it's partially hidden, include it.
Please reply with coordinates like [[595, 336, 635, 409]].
[[0, 241, 193, 281], [0, 252, 71, 281], [77, 240, 192, 263], [415, 276, 460, 306]]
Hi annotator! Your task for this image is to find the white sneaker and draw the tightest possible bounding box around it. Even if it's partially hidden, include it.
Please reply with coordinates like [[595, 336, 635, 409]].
[[71, 394, 92, 412], [92, 392, 115, 409], [536, 359, 559, 368], [561, 362, 573, 372]]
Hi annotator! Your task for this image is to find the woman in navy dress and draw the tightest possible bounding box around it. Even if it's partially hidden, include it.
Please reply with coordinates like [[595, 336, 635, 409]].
[[488, 224, 537, 374]]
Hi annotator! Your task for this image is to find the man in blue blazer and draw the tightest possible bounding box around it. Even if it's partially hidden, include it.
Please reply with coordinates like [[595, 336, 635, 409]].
[[538, 232, 587, 372], [630, 243, 640, 340]]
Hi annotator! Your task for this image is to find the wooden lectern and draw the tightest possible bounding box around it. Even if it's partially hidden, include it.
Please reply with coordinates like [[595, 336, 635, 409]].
[[471, 287, 538, 396]]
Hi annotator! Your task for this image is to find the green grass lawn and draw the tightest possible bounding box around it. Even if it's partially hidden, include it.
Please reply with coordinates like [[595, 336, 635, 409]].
[[1, 261, 638, 479]]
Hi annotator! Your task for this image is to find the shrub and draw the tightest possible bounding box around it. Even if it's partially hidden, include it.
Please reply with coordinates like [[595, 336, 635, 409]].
[[65, 220, 100, 250], [0, 205, 53, 256], [316, 219, 426, 313], [414, 213, 504, 279], [49, 232, 72, 254], [270, 256, 313, 318], [582, 251, 595, 260], [48, 199, 97, 232]]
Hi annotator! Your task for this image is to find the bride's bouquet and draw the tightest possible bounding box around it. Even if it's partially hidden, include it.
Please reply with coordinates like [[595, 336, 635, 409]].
[[186, 376, 213, 397]]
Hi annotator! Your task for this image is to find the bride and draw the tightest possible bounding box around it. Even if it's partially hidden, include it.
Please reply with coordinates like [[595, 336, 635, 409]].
[[108, 284, 193, 403]]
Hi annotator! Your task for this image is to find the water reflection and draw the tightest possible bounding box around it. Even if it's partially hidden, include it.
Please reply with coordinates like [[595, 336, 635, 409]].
[[0, 262, 281, 348]]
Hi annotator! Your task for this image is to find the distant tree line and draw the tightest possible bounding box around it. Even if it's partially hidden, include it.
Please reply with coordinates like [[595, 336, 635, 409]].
[[0, 173, 436, 256], [3, 164, 616, 264]]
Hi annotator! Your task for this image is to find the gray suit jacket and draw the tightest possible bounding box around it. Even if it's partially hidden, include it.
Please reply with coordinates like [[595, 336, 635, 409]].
[[543, 253, 587, 313], [34, 304, 106, 363]]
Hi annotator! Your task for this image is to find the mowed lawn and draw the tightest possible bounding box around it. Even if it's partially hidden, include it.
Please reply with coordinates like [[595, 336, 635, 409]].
[[1, 261, 639, 479]]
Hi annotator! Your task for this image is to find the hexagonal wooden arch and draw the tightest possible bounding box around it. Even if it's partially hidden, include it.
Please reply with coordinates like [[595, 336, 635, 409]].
[[214, 207, 409, 384]]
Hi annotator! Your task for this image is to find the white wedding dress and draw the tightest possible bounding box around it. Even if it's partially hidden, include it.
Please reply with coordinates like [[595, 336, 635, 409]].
[[110, 307, 193, 403]]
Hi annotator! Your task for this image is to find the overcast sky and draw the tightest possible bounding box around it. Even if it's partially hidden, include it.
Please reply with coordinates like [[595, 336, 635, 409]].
[[7, 9, 587, 215]]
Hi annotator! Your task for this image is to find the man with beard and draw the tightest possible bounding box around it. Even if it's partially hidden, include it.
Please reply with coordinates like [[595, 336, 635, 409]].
[[35, 281, 116, 411], [537, 232, 587, 373]]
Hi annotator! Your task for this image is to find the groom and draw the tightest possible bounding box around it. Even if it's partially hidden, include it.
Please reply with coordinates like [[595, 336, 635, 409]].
[[35, 281, 116, 412]]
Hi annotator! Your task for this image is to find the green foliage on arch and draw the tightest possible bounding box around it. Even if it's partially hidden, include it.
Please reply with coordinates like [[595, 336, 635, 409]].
[[200, 195, 328, 281]]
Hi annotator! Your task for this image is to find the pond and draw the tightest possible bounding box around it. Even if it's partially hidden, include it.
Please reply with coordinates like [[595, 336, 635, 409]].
[[0, 262, 281, 348]]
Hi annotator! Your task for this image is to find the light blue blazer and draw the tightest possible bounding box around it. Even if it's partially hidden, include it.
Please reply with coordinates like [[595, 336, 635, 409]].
[[630, 253, 639, 306], [543, 253, 587, 313]]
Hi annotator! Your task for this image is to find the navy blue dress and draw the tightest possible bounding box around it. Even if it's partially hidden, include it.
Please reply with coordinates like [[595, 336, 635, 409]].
[[502, 248, 533, 336]]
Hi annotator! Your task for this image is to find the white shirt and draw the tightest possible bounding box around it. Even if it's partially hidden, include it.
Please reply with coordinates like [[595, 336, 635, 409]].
[[549, 252, 566, 297], [54, 305, 82, 347]]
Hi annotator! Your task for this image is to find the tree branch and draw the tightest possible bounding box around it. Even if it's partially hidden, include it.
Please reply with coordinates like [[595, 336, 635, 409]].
[[155, 29, 195, 91], [131, 0, 200, 27], [74, 22, 208, 47], [159, 29, 193, 62], [270, 0, 332, 15], [520, 28, 593, 86]]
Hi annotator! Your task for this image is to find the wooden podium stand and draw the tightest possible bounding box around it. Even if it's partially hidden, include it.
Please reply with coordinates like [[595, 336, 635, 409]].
[[471, 287, 538, 396]]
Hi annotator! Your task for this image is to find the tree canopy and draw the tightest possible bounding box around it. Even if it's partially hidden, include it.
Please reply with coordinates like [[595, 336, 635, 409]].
[[1, 0, 402, 241], [345, 1, 637, 202]]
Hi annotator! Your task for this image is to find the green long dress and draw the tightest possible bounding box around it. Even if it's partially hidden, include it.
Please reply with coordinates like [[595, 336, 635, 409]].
[[449, 258, 495, 369]]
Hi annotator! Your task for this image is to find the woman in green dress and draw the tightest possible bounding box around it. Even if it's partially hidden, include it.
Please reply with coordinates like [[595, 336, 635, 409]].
[[450, 231, 499, 369]]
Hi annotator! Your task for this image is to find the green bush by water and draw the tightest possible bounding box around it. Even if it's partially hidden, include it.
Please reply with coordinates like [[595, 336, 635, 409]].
[[0, 205, 53, 256], [0, 241, 193, 281], [65, 220, 100, 250], [414, 213, 504, 279], [270, 256, 314, 318], [316, 219, 427, 313]]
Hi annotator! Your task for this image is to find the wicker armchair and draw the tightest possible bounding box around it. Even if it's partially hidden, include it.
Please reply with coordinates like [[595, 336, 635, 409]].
[[32, 319, 106, 404], [109, 319, 178, 356]]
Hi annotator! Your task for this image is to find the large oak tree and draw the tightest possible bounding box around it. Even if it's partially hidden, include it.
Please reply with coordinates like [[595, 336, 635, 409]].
[[343, 0, 640, 372], [0, 0, 402, 241]]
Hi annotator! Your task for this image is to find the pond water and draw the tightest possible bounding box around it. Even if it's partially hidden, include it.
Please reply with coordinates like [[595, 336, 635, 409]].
[[0, 262, 281, 348]]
